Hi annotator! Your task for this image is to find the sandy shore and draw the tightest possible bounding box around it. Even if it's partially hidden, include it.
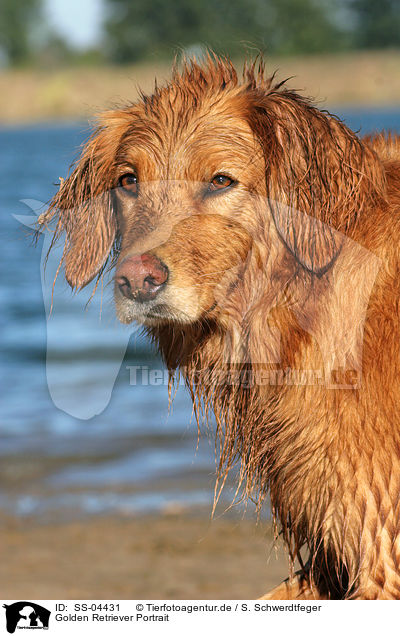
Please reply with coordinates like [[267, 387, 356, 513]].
[[1, 50, 399, 124], [1, 513, 289, 599]]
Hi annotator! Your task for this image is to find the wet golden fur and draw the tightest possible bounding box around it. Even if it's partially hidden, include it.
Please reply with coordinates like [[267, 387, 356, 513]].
[[42, 56, 400, 599]]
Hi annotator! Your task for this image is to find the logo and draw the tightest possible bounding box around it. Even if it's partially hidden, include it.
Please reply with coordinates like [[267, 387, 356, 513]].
[[2, 603, 50, 633]]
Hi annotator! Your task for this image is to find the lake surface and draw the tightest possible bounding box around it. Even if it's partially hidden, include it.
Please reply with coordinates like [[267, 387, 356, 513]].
[[1, 107, 399, 519]]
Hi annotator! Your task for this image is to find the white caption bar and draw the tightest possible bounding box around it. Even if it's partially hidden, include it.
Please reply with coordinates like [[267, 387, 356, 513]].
[[0, 599, 394, 635]]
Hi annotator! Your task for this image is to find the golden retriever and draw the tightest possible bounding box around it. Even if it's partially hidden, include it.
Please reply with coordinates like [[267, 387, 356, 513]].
[[40, 55, 400, 599]]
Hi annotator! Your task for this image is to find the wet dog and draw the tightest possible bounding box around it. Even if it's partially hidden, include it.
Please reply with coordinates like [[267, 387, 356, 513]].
[[41, 56, 400, 598]]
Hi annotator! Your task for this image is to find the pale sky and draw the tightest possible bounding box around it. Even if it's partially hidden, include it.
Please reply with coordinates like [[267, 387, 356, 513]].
[[44, 0, 105, 49]]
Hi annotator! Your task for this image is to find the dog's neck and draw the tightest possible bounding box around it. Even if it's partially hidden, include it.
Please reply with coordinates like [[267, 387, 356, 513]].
[[149, 214, 400, 597]]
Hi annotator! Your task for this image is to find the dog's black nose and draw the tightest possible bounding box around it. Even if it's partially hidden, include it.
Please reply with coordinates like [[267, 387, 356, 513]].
[[115, 253, 168, 302]]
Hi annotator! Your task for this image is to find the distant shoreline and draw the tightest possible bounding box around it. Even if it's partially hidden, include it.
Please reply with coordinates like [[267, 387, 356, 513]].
[[1, 50, 399, 124]]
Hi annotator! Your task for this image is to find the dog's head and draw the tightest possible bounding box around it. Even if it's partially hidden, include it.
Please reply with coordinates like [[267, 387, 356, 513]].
[[43, 56, 385, 329]]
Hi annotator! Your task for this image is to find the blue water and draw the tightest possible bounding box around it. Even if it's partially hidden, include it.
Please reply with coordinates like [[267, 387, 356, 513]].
[[1, 107, 399, 519]]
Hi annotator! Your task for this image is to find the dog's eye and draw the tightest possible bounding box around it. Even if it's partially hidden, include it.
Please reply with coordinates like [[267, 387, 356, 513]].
[[209, 174, 234, 192], [119, 173, 138, 195]]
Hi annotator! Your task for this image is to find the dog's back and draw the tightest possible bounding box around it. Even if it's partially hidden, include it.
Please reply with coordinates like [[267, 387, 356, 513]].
[[366, 131, 400, 162]]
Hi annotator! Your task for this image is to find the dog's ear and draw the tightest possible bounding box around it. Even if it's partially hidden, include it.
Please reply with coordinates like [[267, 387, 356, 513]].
[[247, 89, 386, 275], [41, 110, 132, 289]]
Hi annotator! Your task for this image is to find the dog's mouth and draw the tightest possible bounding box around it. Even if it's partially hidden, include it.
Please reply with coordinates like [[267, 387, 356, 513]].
[[114, 293, 173, 325], [114, 283, 218, 327]]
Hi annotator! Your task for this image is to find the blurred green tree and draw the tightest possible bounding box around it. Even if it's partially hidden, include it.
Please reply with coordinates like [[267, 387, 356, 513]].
[[349, 0, 400, 49], [0, 0, 42, 65], [266, 0, 343, 55], [103, 0, 344, 63]]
